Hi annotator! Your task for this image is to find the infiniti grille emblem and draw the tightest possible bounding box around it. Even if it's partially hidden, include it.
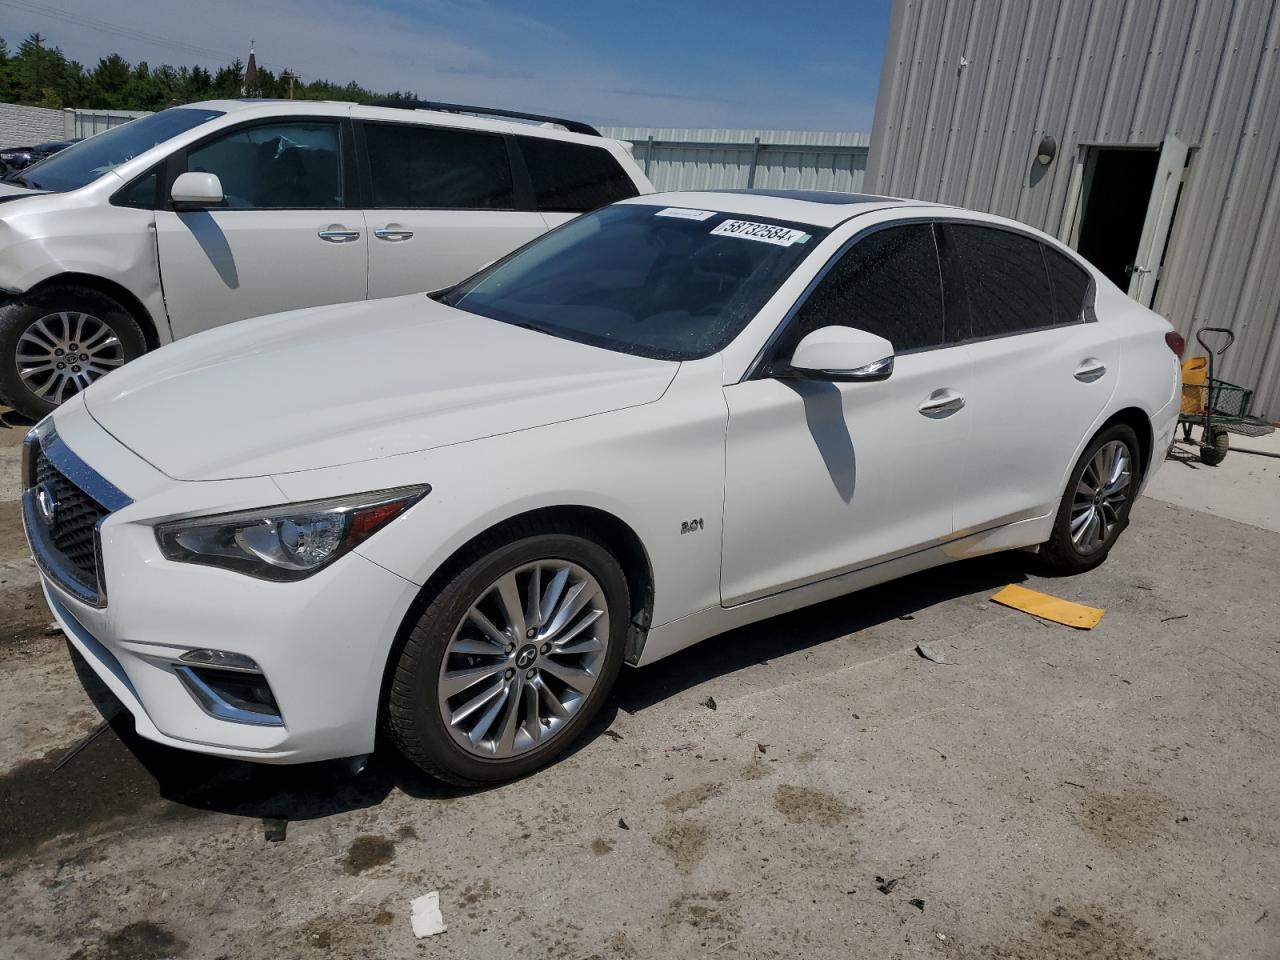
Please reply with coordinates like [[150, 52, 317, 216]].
[[35, 482, 60, 527]]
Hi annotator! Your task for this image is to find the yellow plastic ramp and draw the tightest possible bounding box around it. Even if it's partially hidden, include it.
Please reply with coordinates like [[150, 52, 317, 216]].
[[990, 584, 1105, 630]]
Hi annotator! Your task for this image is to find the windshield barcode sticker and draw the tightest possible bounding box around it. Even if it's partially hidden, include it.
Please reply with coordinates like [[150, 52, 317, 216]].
[[710, 219, 810, 246], [655, 207, 717, 220]]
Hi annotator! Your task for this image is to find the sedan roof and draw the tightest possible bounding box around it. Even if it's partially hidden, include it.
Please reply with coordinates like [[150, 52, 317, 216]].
[[621, 188, 936, 228]]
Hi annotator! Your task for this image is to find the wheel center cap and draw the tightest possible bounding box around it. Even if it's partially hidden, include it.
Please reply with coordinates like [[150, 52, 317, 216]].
[[515, 644, 538, 669]]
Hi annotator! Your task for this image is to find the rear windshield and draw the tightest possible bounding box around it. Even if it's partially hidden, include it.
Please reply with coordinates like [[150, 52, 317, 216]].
[[442, 203, 825, 360], [6, 108, 224, 192]]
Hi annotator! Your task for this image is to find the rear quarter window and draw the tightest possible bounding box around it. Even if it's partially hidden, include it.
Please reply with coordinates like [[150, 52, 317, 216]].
[[517, 136, 639, 213]]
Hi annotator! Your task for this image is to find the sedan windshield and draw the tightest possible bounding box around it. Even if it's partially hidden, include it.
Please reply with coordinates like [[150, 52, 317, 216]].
[[442, 203, 826, 360], [5, 108, 223, 192]]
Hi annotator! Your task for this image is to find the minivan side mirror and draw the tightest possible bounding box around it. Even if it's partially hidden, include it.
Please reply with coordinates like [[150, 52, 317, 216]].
[[783, 325, 895, 382], [170, 171, 224, 209]]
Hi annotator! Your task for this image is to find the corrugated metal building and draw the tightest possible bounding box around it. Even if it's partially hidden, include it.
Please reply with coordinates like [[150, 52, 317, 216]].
[[600, 127, 869, 194], [866, 0, 1280, 419]]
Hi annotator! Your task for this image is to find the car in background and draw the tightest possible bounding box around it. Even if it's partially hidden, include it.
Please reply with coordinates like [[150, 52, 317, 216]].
[[0, 100, 651, 419], [0, 138, 82, 174], [22, 189, 1182, 785]]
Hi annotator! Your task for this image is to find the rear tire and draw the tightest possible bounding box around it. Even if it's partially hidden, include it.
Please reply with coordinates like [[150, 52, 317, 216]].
[[1039, 424, 1140, 575], [0, 285, 147, 420], [386, 523, 629, 786]]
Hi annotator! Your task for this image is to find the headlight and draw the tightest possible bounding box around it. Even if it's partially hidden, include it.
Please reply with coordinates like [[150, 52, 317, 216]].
[[155, 486, 429, 581]]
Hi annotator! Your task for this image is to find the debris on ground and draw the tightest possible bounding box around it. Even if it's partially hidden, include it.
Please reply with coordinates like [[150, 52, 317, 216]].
[[410, 891, 446, 939], [899, 614, 915, 621], [618, 817, 630, 830], [51, 719, 113, 772], [756, 743, 768, 755], [702, 696, 718, 711], [44, 621, 63, 636], [666, 744, 694, 752], [909, 898, 926, 912], [915, 642, 951, 665], [1161, 613, 1189, 622], [875, 876, 901, 895], [262, 817, 287, 842], [602, 729, 624, 741], [990, 584, 1105, 629]]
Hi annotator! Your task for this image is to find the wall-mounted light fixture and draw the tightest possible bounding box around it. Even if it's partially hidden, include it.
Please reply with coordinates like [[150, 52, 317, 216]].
[[1036, 135, 1058, 166]]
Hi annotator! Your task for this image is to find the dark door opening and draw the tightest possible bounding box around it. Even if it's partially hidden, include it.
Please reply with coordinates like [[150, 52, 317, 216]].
[[1076, 147, 1160, 289]]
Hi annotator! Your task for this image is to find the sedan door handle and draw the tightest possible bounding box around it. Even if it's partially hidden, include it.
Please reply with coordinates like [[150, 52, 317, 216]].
[[374, 225, 414, 242], [318, 226, 361, 243], [918, 389, 966, 419], [1074, 358, 1107, 383]]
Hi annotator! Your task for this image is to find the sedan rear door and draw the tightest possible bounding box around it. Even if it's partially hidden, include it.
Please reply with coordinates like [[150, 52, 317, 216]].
[[938, 223, 1120, 534]]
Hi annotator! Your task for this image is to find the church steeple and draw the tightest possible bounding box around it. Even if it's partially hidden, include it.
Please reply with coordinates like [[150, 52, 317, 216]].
[[242, 40, 258, 96]]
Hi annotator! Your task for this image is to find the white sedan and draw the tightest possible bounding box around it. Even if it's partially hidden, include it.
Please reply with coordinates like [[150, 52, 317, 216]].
[[21, 189, 1183, 784]]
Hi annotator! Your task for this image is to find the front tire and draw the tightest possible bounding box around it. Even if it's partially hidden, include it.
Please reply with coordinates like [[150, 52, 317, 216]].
[[1039, 424, 1140, 575], [386, 524, 629, 785], [0, 285, 147, 419]]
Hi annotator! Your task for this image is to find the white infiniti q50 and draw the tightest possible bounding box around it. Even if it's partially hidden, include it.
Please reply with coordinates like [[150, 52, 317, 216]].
[[21, 189, 1182, 784]]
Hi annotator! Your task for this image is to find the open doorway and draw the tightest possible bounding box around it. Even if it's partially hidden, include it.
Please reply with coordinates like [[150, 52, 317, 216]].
[[1077, 148, 1160, 288], [1074, 139, 1188, 306]]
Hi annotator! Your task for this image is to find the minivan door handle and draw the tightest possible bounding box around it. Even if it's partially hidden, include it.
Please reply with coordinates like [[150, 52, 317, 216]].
[[918, 389, 966, 419], [374, 224, 414, 242], [318, 226, 361, 243], [1074, 358, 1107, 383]]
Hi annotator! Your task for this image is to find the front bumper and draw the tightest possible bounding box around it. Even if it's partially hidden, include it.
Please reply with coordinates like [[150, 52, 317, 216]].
[[24, 404, 423, 764]]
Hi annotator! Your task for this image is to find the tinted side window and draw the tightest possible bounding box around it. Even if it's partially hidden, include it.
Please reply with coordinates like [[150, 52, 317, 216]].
[[185, 121, 342, 209], [364, 123, 513, 209], [112, 169, 158, 209], [780, 224, 945, 356], [517, 137, 639, 212], [1043, 245, 1093, 325], [951, 225, 1054, 338]]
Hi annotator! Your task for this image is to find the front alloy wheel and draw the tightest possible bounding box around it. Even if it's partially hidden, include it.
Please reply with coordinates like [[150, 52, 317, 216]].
[[16, 310, 126, 404], [386, 526, 629, 785], [438, 561, 610, 759]]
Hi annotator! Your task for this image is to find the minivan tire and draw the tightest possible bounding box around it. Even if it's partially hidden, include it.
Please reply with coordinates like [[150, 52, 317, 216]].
[[386, 523, 629, 785], [1039, 423, 1141, 575], [0, 284, 147, 420]]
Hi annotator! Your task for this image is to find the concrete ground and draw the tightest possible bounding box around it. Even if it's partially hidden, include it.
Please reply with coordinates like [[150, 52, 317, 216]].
[[1, 413, 1277, 960]]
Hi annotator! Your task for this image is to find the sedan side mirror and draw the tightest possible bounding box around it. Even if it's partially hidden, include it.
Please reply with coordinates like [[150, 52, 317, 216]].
[[170, 171, 225, 210], [784, 325, 895, 382]]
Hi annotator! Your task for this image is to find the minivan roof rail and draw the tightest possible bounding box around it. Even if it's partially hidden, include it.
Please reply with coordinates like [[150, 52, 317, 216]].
[[365, 100, 601, 137]]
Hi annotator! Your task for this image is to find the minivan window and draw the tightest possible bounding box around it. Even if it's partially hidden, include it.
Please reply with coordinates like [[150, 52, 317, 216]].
[[1043, 245, 1093, 325], [780, 223, 945, 356], [517, 137, 639, 212], [5, 108, 223, 192], [950, 224, 1055, 339], [185, 121, 343, 209], [364, 123, 513, 209], [443, 203, 826, 361]]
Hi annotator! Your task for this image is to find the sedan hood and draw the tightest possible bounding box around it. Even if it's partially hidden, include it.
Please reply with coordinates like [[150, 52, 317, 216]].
[[84, 296, 678, 480]]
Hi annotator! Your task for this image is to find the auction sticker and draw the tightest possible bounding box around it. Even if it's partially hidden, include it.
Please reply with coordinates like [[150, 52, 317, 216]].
[[655, 207, 717, 220], [710, 219, 810, 246]]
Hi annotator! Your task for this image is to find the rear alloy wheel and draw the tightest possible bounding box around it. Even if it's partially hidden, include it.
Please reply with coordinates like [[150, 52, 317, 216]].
[[387, 527, 628, 785], [1040, 424, 1140, 574], [0, 285, 147, 419]]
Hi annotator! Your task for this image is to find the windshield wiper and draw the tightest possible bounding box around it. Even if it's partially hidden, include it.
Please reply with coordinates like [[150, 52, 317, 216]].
[[2, 172, 33, 188]]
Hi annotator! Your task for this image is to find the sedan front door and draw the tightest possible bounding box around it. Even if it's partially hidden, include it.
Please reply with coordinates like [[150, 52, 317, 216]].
[[720, 223, 969, 606], [155, 118, 367, 339]]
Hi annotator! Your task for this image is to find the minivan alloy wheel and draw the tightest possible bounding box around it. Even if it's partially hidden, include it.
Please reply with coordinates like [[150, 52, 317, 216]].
[[16, 311, 125, 403], [437, 560, 610, 759], [1069, 439, 1131, 554]]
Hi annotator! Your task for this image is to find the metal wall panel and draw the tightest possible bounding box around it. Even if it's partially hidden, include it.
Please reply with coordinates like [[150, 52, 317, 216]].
[[868, 0, 1280, 418], [601, 127, 870, 195]]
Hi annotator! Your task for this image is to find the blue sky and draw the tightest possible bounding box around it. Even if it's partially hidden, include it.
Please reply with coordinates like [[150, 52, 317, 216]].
[[3, 0, 892, 130]]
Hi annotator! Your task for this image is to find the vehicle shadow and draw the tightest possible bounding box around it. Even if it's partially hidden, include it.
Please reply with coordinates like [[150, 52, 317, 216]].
[[27, 552, 1030, 834]]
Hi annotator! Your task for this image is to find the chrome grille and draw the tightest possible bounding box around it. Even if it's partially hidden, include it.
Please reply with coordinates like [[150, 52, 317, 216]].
[[33, 450, 107, 588], [21, 424, 131, 607]]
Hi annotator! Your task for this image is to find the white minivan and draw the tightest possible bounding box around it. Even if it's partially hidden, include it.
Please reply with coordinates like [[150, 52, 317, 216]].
[[0, 99, 651, 418]]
